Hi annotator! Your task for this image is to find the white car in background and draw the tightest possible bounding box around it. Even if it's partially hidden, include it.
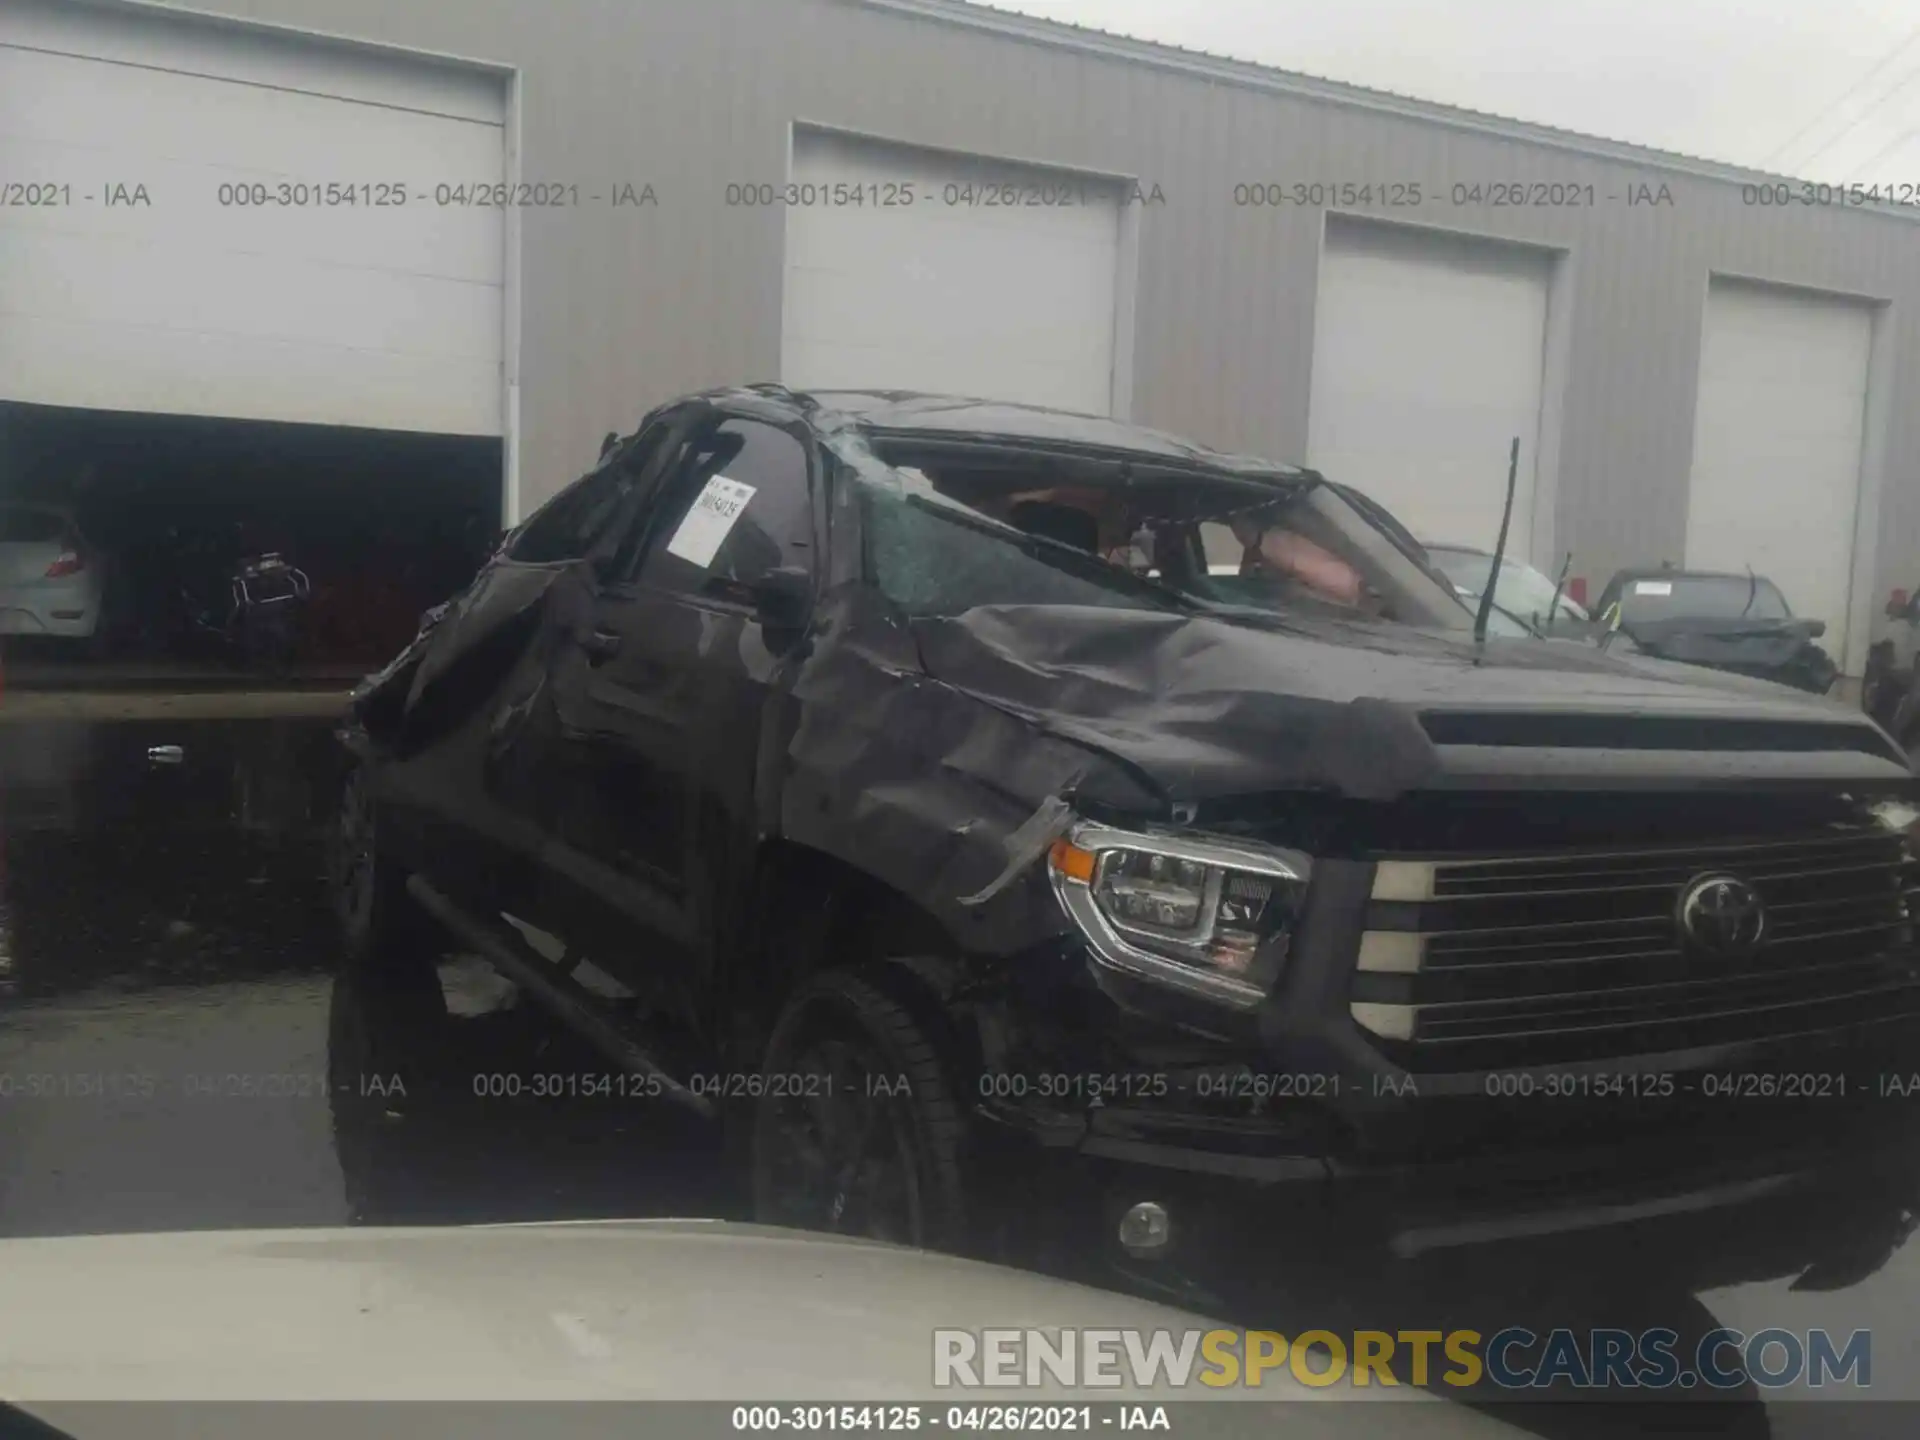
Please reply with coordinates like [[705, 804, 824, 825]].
[[0, 502, 107, 644], [1421, 543, 1589, 630]]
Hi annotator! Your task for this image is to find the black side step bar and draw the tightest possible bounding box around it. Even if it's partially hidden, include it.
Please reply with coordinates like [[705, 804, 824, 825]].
[[405, 875, 717, 1121]]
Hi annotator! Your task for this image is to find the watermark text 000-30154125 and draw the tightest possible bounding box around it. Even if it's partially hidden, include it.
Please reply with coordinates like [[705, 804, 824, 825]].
[[1742, 181, 1920, 208], [0, 1071, 340, 1101], [210, 180, 659, 208], [1229, 178, 1677, 209], [723, 180, 1167, 209]]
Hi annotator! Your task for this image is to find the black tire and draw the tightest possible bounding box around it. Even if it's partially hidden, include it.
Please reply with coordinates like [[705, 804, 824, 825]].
[[326, 963, 453, 1221], [327, 766, 457, 1222], [330, 766, 451, 1082], [334, 766, 437, 970], [749, 967, 969, 1251]]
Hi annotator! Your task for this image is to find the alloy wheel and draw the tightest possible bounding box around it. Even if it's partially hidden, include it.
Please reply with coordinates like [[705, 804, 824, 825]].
[[757, 1034, 924, 1246]]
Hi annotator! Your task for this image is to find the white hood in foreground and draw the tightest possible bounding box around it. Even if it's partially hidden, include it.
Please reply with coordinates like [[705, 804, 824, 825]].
[[0, 1220, 1524, 1435]]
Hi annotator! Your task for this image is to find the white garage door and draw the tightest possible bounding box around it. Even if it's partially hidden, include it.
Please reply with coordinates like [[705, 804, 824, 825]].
[[782, 131, 1124, 415], [0, 0, 504, 435], [1685, 278, 1873, 668], [1308, 218, 1552, 561]]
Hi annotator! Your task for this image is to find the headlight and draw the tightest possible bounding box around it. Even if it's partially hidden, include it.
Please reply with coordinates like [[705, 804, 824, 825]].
[[1046, 821, 1311, 1008], [1870, 798, 1920, 837], [1869, 798, 1920, 921]]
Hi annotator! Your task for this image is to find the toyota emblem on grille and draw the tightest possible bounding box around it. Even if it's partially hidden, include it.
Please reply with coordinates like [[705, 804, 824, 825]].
[[1677, 873, 1767, 956]]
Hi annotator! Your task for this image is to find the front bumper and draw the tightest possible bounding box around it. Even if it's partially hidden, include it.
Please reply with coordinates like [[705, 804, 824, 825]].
[[0, 603, 98, 638], [981, 1080, 1920, 1301], [977, 885, 1920, 1288]]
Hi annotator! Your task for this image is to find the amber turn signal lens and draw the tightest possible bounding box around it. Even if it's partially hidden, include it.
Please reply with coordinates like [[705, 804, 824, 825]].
[[1048, 838, 1098, 884]]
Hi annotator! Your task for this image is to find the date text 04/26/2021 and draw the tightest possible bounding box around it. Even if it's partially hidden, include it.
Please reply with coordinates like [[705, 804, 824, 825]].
[[1480, 1071, 1920, 1100], [1, 181, 149, 206], [730, 1405, 1170, 1433], [210, 180, 658, 208], [463, 1071, 916, 1100], [721, 181, 1167, 209], [0, 1071, 343, 1101], [1229, 179, 1676, 208]]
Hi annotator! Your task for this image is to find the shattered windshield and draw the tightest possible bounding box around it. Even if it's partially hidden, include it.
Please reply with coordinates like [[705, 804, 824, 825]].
[[852, 445, 1477, 634], [858, 473, 1196, 616]]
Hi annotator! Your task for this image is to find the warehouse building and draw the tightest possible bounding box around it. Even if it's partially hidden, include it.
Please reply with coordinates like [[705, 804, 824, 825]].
[[3, 0, 1917, 673]]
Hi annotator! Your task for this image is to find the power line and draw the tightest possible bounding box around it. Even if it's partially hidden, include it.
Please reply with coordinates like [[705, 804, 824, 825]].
[[1761, 18, 1920, 169], [1846, 119, 1920, 177], [1796, 64, 1920, 172]]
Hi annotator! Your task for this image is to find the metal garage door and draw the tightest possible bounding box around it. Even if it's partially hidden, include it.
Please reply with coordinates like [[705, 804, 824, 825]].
[[782, 130, 1125, 415], [1308, 218, 1553, 561], [0, 0, 505, 435], [1685, 278, 1874, 669]]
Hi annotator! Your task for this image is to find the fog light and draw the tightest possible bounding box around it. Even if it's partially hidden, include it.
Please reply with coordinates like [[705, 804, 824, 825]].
[[1118, 1201, 1171, 1257]]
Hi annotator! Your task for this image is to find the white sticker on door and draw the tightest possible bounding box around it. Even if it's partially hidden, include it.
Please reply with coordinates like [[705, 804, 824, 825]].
[[1633, 580, 1674, 596], [665, 475, 758, 567]]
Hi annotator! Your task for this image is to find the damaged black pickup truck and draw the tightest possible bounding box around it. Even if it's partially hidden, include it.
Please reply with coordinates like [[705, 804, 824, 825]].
[[336, 385, 1920, 1305]]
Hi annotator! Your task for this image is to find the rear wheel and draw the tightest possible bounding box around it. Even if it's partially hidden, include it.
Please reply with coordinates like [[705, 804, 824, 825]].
[[749, 968, 968, 1251]]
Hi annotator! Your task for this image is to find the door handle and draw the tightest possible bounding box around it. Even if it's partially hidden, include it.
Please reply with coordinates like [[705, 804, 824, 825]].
[[580, 628, 622, 664]]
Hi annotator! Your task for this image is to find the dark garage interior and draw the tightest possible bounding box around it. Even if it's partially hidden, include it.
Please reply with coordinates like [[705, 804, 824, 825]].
[[0, 401, 503, 676]]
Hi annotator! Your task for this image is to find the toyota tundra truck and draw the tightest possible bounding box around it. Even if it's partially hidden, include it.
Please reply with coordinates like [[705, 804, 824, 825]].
[[334, 386, 1920, 1308]]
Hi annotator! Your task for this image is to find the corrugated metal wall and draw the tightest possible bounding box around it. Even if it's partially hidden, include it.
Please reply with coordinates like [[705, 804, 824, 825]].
[[80, 0, 1920, 648]]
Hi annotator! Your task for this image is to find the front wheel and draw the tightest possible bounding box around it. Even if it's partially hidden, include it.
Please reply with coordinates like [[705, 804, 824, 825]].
[[749, 968, 969, 1251], [331, 767, 450, 1078], [334, 767, 438, 965], [328, 766, 455, 1220]]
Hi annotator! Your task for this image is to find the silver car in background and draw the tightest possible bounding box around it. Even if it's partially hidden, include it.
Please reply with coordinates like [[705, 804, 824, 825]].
[[0, 502, 106, 643]]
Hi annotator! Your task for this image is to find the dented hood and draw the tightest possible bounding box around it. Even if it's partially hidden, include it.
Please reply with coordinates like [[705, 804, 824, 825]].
[[1621, 615, 1832, 668], [909, 605, 1904, 803]]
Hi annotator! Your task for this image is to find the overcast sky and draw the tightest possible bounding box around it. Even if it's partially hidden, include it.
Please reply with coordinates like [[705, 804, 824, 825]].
[[994, 0, 1920, 178]]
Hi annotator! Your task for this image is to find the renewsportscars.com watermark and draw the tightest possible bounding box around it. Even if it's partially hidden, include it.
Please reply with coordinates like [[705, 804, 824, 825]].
[[933, 1327, 1871, 1391]]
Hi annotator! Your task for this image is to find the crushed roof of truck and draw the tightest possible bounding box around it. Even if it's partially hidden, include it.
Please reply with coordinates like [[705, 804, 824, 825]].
[[700, 384, 1315, 484], [1603, 567, 1793, 594]]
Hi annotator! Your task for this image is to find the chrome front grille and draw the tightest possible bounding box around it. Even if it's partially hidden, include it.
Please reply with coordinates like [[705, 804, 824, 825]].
[[1351, 827, 1920, 1069]]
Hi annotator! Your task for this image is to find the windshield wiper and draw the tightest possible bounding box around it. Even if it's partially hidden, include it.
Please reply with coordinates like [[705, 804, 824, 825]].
[[1472, 438, 1522, 653], [1543, 550, 1573, 629]]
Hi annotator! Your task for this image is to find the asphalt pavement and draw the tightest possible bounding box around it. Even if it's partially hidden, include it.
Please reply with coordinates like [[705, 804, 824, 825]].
[[0, 714, 727, 1240], [2, 714, 1918, 1437]]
